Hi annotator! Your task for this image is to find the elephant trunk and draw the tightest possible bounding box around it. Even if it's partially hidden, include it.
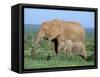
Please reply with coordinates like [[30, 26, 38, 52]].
[[35, 35, 41, 49], [34, 31, 44, 49], [30, 33, 42, 57]]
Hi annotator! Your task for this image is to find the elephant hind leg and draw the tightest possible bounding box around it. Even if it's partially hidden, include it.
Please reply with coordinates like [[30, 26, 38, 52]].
[[81, 46, 87, 59], [79, 45, 87, 60], [72, 42, 87, 60]]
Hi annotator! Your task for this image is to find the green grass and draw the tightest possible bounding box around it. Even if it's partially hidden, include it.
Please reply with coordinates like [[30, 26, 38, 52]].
[[24, 29, 95, 69], [24, 54, 94, 69]]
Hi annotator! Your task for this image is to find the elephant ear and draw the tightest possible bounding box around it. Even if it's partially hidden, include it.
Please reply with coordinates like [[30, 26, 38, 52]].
[[49, 22, 62, 40]]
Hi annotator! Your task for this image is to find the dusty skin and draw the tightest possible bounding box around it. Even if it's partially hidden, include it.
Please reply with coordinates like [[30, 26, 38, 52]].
[[35, 19, 87, 59]]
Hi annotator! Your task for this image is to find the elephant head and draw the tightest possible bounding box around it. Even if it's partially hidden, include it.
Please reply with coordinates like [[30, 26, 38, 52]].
[[35, 22, 50, 48], [35, 20, 62, 46]]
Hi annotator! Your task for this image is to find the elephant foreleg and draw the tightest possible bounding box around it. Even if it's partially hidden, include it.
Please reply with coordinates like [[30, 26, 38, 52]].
[[52, 39, 59, 56], [52, 42, 56, 56]]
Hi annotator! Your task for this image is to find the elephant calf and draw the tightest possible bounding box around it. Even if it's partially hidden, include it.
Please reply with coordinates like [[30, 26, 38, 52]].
[[58, 39, 73, 55], [58, 38, 87, 59]]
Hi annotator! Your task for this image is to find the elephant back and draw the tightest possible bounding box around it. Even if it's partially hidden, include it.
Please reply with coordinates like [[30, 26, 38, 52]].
[[63, 21, 86, 43]]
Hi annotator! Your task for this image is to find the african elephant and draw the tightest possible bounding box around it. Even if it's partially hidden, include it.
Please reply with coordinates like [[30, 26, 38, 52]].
[[35, 19, 86, 58], [58, 39, 73, 55], [72, 41, 87, 59], [57, 38, 87, 59]]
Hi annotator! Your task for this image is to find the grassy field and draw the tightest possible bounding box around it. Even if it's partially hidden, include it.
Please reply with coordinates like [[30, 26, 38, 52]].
[[24, 24, 95, 69]]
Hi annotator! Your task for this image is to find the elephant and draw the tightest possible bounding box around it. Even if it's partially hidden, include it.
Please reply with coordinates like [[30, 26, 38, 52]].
[[58, 39, 73, 55], [35, 19, 87, 58], [57, 38, 87, 59], [72, 41, 87, 59]]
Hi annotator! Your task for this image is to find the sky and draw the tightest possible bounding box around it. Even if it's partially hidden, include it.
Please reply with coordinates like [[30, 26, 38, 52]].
[[24, 8, 95, 28]]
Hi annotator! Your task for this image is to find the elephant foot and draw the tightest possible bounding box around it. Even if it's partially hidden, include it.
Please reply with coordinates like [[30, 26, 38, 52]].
[[79, 55, 87, 60], [46, 54, 52, 61]]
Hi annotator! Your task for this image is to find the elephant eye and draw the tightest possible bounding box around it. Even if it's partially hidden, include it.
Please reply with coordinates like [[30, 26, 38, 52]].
[[43, 37, 48, 40]]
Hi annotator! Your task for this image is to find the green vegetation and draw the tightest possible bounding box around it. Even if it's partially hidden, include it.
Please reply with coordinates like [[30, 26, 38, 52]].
[[24, 26, 95, 69]]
